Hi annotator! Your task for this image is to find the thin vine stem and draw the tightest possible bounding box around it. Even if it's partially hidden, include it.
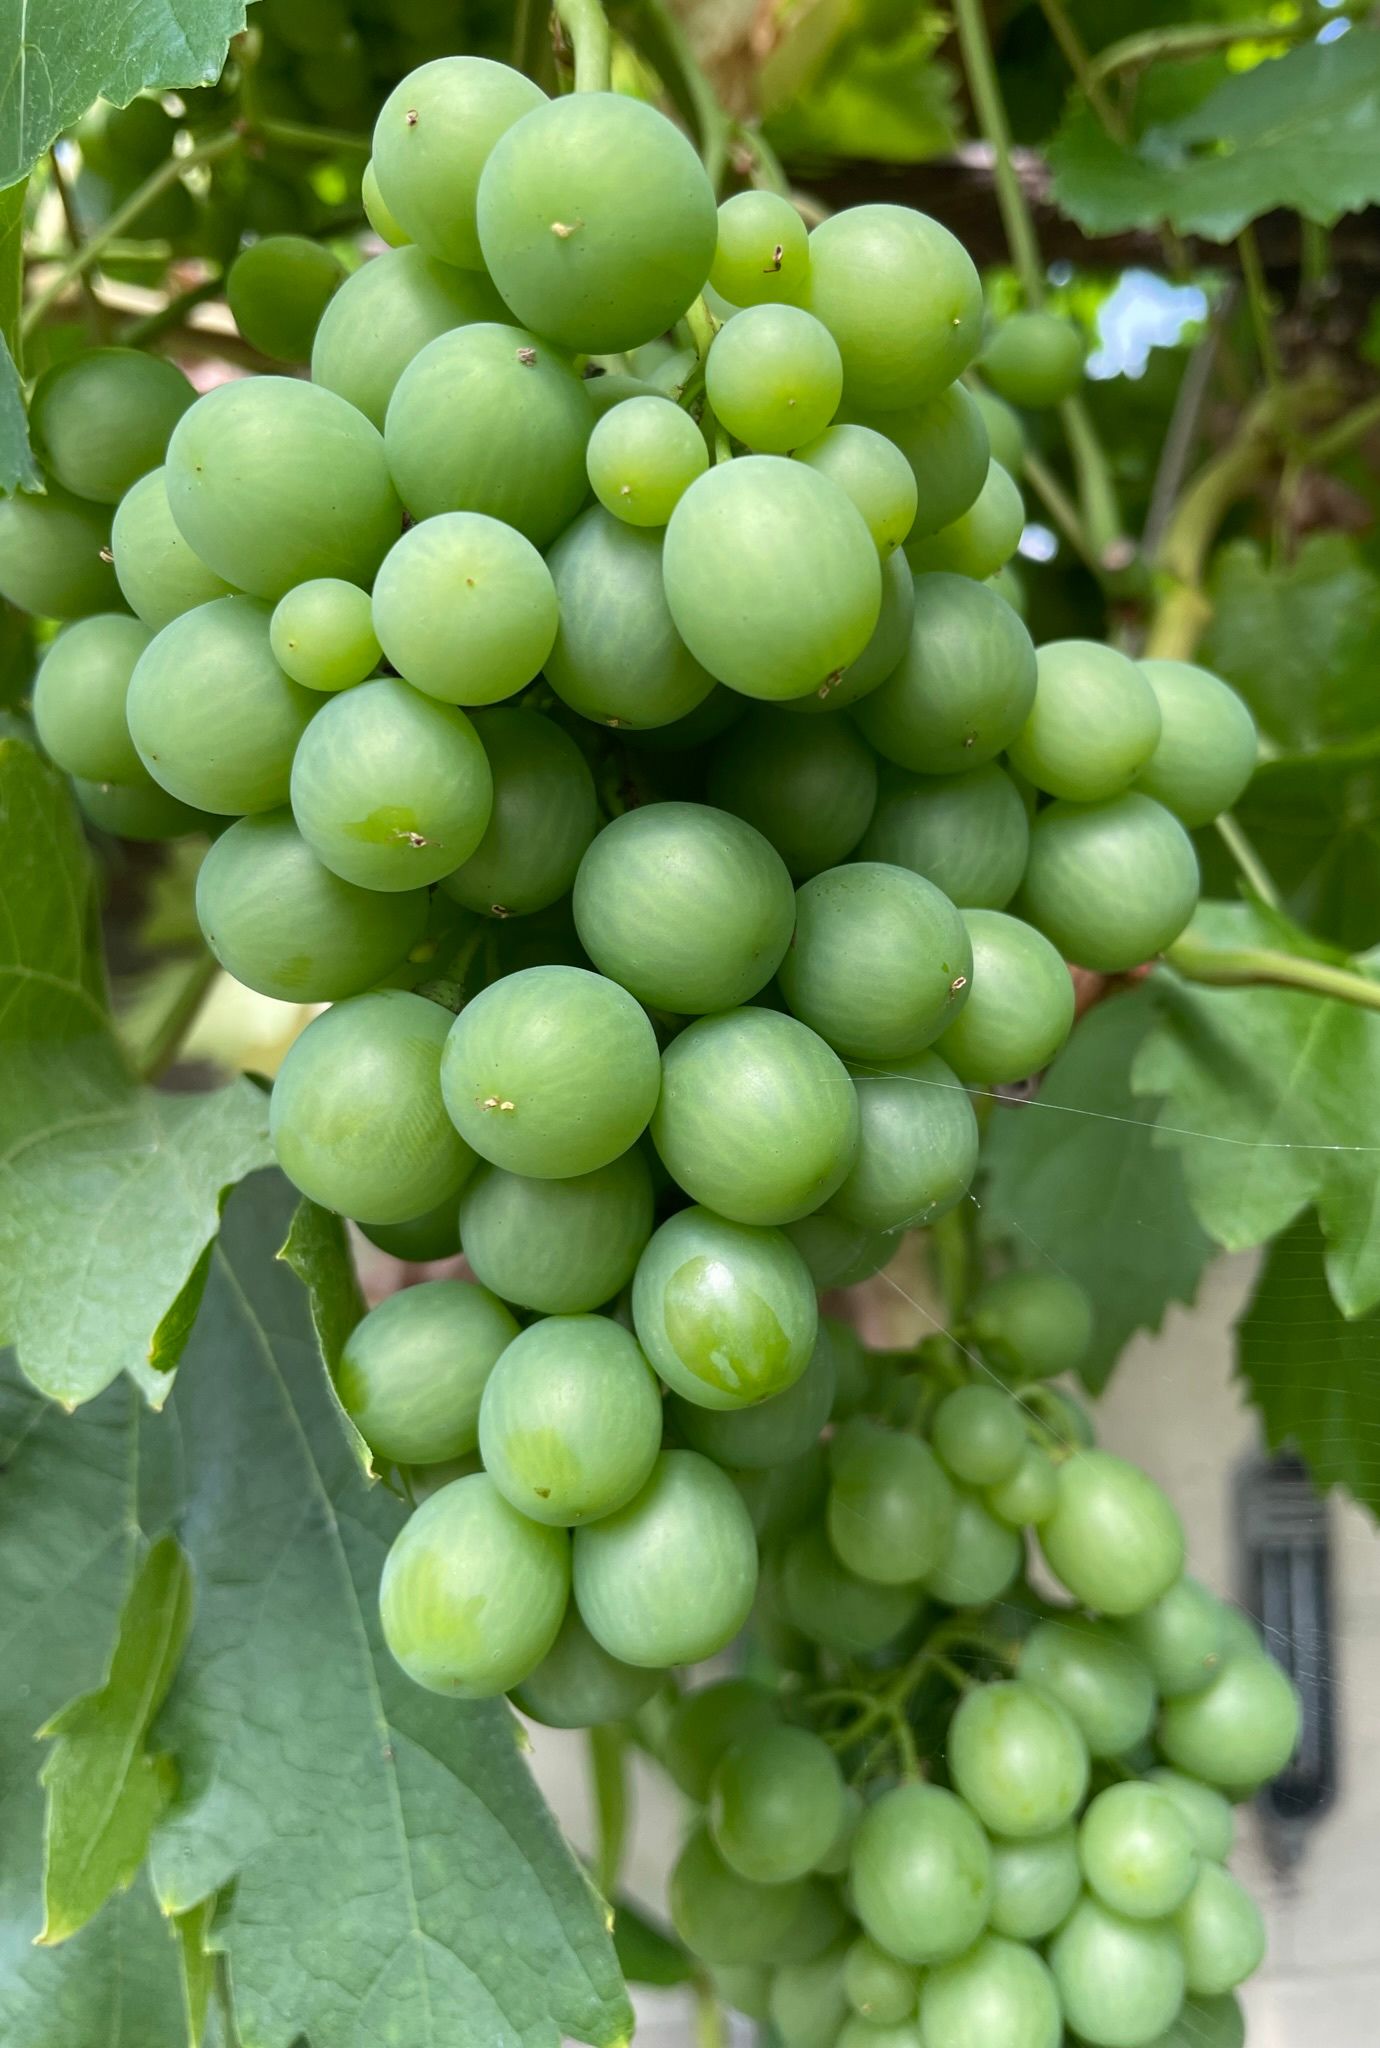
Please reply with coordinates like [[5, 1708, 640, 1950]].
[[951, 0, 1045, 308], [255, 116, 369, 154], [1165, 933, 1380, 1015], [46, 147, 109, 340], [554, 0, 614, 93], [1021, 448, 1101, 576], [1307, 389, 1380, 468], [617, 0, 731, 189], [1034, 0, 1128, 139], [133, 950, 220, 1083], [1214, 814, 1284, 913], [1237, 225, 1287, 417], [1088, 4, 1368, 88]]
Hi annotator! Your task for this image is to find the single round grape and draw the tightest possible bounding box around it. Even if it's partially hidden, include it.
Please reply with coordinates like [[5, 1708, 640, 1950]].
[[0, 482, 119, 618], [110, 467, 233, 631], [651, 1008, 860, 1226], [771, 1944, 851, 2048], [1157, 1653, 1301, 1789], [77, 93, 177, 177], [793, 423, 918, 557], [33, 613, 149, 783], [843, 1937, 919, 2024], [973, 389, 1026, 478], [919, 1933, 1062, 2048], [371, 511, 558, 706], [72, 774, 211, 841], [663, 1678, 781, 1802], [925, 1488, 1023, 1607], [935, 909, 1075, 1087], [853, 572, 1036, 775], [787, 1212, 897, 1291], [706, 708, 878, 881], [1050, 1897, 1185, 2048], [932, 1386, 1026, 1487], [477, 93, 717, 353], [165, 377, 400, 600], [710, 1726, 845, 1885], [784, 547, 915, 717], [663, 459, 882, 702], [1135, 659, 1258, 828], [1144, 1770, 1235, 1863], [860, 762, 1029, 911], [1174, 1864, 1265, 1997], [828, 1048, 979, 1234], [359, 1193, 461, 1264], [440, 964, 660, 1178], [311, 243, 508, 429], [479, 1314, 662, 1526], [711, 190, 809, 308], [379, 1472, 568, 1697], [948, 1679, 1090, 1838], [1039, 1451, 1186, 1617], [29, 348, 194, 505], [1151, 1996, 1246, 2048], [1023, 793, 1201, 974], [804, 206, 982, 411], [671, 1322, 836, 1471], [849, 1783, 992, 1967], [706, 305, 843, 455], [573, 802, 795, 1012], [371, 57, 546, 268], [827, 1421, 955, 1584], [905, 463, 1024, 582], [632, 1205, 818, 1411], [988, 1825, 1081, 1941], [844, 384, 988, 541], [670, 1827, 806, 1965], [986, 1445, 1059, 1527], [442, 709, 597, 919], [573, 1450, 757, 1667], [779, 1524, 921, 1654], [361, 158, 408, 245], [545, 506, 715, 727], [982, 313, 1085, 410], [128, 596, 316, 815], [268, 577, 379, 693], [1009, 640, 1162, 803], [195, 809, 426, 1002], [586, 396, 708, 527], [511, 1605, 658, 1728], [1079, 1782, 1198, 1922], [457, 1150, 653, 1314], [335, 1277, 516, 1466], [1119, 1577, 1227, 1698], [384, 322, 591, 546], [1022, 1616, 1157, 1759], [227, 234, 346, 361], [970, 1268, 1094, 1380]]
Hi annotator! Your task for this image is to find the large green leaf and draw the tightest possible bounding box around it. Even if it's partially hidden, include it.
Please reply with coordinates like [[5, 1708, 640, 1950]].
[[0, 332, 38, 493], [1224, 757, 1380, 956], [979, 989, 1212, 1391], [1237, 1211, 1380, 1516], [1047, 32, 1380, 240]]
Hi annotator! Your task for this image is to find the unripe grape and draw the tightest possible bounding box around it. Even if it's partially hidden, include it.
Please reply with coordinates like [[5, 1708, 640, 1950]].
[[1157, 1651, 1301, 1789], [711, 190, 810, 307], [710, 1726, 845, 1885], [1174, 1863, 1266, 1996], [707, 304, 843, 454], [1078, 1782, 1199, 1919], [931, 1384, 1026, 1486], [947, 1680, 1090, 1838], [270, 578, 379, 692], [982, 312, 1085, 410], [586, 396, 708, 527], [335, 1278, 517, 1465], [849, 1783, 992, 1967], [1039, 1450, 1185, 1617]]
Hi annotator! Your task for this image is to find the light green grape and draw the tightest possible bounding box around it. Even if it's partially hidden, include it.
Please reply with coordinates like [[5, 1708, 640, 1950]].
[[1039, 1451, 1186, 1617], [1173, 1864, 1266, 1997], [33, 613, 150, 783], [1135, 659, 1259, 828], [858, 762, 1030, 911], [457, 1149, 653, 1315], [905, 462, 1024, 582], [0, 482, 120, 619], [842, 1936, 919, 2024], [988, 1825, 1082, 1941], [986, 1445, 1059, 1527], [1079, 1782, 1199, 1920], [586, 396, 708, 527], [1118, 1577, 1227, 1698], [1021, 1615, 1157, 1759], [706, 305, 843, 454], [227, 234, 346, 361], [1049, 1897, 1186, 2048], [1144, 1771, 1235, 1863], [371, 56, 547, 268], [671, 1323, 836, 1471], [710, 1726, 845, 1884], [804, 205, 982, 411], [371, 511, 558, 706], [827, 1421, 955, 1584], [442, 708, 597, 918], [511, 1607, 659, 1729], [969, 1268, 1094, 1381], [711, 190, 810, 307], [670, 1827, 806, 1966], [1008, 640, 1163, 802], [29, 347, 194, 504], [919, 1934, 1063, 2048], [982, 313, 1085, 410], [849, 1783, 992, 1967], [845, 383, 989, 540], [662, 1679, 781, 1802], [853, 572, 1036, 775], [827, 1048, 979, 1234], [934, 909, 1075, 1087], [111, 467, 234, 630], [794, 423, 918, 555], [1157, 1652, 1302, 1790], [632, 1204, 818, 1411], [947, 1680, 1090, 1838], [270, 577, 380, 692], [706, 708, 879, 879], [544, 506, 715, 728], [925, 1488, 1023, 1607], [335, 1277, 517, 1465], [779, 1524, 922, 1655], [311, 243, 508, 428]]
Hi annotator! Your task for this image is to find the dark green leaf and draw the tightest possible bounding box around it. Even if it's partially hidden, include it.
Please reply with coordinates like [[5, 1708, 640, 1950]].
[[1224, 758, 1380, 956], [610, 1898, 694, 1988], [277, 1194, 370, 1475], [0, 333, 38, 495]]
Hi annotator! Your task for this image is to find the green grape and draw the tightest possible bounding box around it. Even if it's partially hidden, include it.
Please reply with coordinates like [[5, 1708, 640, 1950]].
[[827, 1421, 955, 1584], [545, 506, 714, 728], [771, 1943, 851, 2048], [710, 1726, 845, 1884], [828, 1048, 979, 1234], [73, 774, 212, 842], [1157, 1652, 1301, 1789], [1039, 1451, 1185, 1617], [706, 709, 879, 880], [849, 1783, 992, 1967], [632, 1204, 818, 1411], [1144, 1770, 1235, 1862], [77, 94, 177, 178], [905, 462, 1024, 582], [817, 1782, 863, 1878], [371, 56, 546, 267], [836, 2019, 922, 2048], [987, 1825, 1081, 1941], [33, 613, 149, 783], [195, 809, 427, 1002], [584, 369, 664, 416], [711, 189, 810, 307], [969, 1268, 1094, 1380], [1135, 659, 1259, 828], [384, 322, 591, 545], [671, 1322, 836, 1471], [1079, 1782, 1198, 1922], [948, 1679, 1089, 1838], [477, 93, 717, 353], [986, 1445, 1059, 1527], [934, 909, 1074, 1087], [769, 1881, 850, 1964], [1021, 1616, 1157, 1760], [859, 762, 1029, 910], [362, 158, 409, 245], [925, 1487, 1022, 1607], [29, 347, 194, 505], [269, 577, 379, 693], [780, 1524, 921, 1654], [127, 596, 316, 815], [663, 1678, 781, 1801], [990, 563, 1027, 615], [371, 511, 558, 706], [478, 1314, 662, 1526], [512, 1607, 658, 1727], [440, 964, 660, 1178], [663, 458, 882, 701], [845, 383, 989, 541], [783, 548, 915, 718], [1037, 1384, 1097, 1448], [1174, 1864, 1265, 1997], [227, 235, 346, 361], [982, 313, 1085, 410], [379, 1471, 568, 1696], [110, 467, 234, 630], [736, 1443, 829, 1547], [1008, 640, 1162, 802], [586, 396, 708, 527], [1217, 1606, 1264, 1661], [705, 305, 843, 454], [804, 206, 982, 411], [456, 1146, 654, 1313], [1050, 1897, 1186, 2048], [0, 481, 119, 619], [165, 377, 400, 600], [853, 572, 1036, 775], [359, 1194, 462, 1263], [931, 1385, 1026, 1487], [1118, 1577, 1227, 1698], [843, 1936, 919, 2024], [335, 1277, 516, 1465], [778, 863, 971, 1061], [651, 1008, 860, 1227], [973, 389, 1026, 478], [442, 709, 597, 918], [311, 244, 507, 428], [573, 802, 795, 1011], [574, 1449, 757, 1667], [670, 1827, 806, 1965], [786, 1212, 897, 1290], [289, 675, 493, 890], [793, 423, 918, 557], [1149, 1995, 1245, 2048], [919, 1933, 1062, 2048], [712, 1963, 777, 2024]]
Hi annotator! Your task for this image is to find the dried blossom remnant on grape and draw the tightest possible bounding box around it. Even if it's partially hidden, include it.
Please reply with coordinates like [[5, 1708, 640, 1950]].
[[480, 1095, 517, 1113]]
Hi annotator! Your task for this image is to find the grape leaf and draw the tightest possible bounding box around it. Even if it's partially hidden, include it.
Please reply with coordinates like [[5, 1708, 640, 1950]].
[[1047, 33, 1380, 240], [979, 988, 1212, 1391], [1223, 758, 1380, 956], [1133, 903, 1380, 1319], [0, 333, 41, 493], [1237, 1211, 1380, 1516], [277, 1193, 371, 1475]]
